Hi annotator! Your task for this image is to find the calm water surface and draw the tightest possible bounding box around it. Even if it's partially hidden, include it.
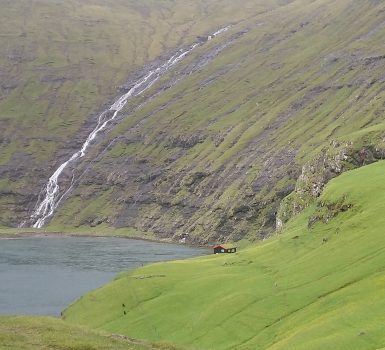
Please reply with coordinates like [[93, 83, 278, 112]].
[[0, 236, 208, 315]]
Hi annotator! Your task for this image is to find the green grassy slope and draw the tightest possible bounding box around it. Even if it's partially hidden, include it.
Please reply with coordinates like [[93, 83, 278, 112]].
[[0, 0, 275, 227], [41, 0, 385, 243], [64, 160, 385, 350], [0, 316, 183, 350]]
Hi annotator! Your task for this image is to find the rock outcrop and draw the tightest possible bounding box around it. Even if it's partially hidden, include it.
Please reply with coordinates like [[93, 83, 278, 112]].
[[277, 137, 385, 230]]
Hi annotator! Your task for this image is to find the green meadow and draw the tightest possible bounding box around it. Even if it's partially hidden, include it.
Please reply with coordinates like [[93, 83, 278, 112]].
[[63, 160, 385, 349]]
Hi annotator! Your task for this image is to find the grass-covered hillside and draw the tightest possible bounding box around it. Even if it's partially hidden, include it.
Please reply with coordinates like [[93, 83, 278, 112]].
[[64, 160, 385, 350], [2, 0, 385, 243], [0, 316, 182, 350]]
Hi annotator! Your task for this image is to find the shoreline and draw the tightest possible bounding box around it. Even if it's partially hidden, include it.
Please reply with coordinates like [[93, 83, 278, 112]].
[[0, 230, 210, 249]]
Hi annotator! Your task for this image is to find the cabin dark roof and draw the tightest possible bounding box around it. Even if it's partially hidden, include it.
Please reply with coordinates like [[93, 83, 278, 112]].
[[213, 244, 236, 249]]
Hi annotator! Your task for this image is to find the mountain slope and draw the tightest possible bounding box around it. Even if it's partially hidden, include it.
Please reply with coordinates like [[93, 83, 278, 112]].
[[64, 160, 385, 350], [46, 0, 385, 243], [2, 0, 385, 243], [0, 0, 277, 229]]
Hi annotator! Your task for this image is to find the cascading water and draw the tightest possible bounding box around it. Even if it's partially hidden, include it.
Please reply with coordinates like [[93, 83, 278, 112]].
[[29, 27, 230, 228]]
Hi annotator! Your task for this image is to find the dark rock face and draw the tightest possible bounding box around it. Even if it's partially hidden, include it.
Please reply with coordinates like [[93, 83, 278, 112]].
[[167, 133, 206, 149], [46, 135, 300, 244]]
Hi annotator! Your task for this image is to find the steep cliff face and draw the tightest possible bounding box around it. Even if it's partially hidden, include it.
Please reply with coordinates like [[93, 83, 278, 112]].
[[0, 0, 280, 230], [3, 0, 385, 243]]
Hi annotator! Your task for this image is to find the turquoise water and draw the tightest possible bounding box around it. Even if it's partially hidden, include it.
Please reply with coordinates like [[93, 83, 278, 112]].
[[0, 236, 208, 315]]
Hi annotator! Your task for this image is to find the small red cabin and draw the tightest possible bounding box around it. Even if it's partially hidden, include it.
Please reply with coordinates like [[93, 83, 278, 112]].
[[213, 244, 237, 254]]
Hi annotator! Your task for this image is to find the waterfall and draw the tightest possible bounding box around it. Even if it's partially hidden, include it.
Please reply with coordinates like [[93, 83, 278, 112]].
[[29, 26, 230, 228]]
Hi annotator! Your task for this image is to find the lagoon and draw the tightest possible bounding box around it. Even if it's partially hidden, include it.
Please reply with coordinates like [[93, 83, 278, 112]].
[[0, 236, 207, 316]]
